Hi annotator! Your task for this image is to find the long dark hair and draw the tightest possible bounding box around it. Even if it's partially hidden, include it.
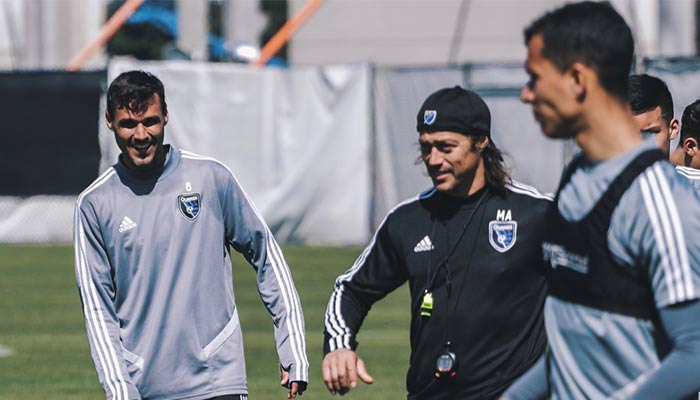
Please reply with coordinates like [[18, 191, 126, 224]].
[[415, 135, 510, 188], [481, 138, 510, 189]]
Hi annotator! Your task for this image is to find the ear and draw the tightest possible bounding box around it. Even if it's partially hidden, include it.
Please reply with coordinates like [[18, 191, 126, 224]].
[[669, 118, 680, 140], [683, 137, 698, 156], [164, 112, 169, 126], [568, 62, 588, 102], [474, 136, 489, 153], [105, 110, 114, 131]]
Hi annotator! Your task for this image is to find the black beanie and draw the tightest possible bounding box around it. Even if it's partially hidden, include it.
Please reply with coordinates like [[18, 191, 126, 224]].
[[416, 86, 491, 138]]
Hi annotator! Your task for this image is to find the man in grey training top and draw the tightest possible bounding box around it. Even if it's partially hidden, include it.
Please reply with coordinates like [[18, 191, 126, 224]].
[[74, 70, 308, 400], [628, 74, 679, 157]]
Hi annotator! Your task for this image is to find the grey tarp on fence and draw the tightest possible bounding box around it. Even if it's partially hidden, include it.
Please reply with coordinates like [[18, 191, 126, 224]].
[[3, 59, 698, 244], [102, 60, 373, 245]]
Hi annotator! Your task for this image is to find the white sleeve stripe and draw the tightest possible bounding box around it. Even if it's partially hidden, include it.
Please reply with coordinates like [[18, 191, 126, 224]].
[[646, 169, 689, 300], [639, 176, 678, 304], [324, 282, 353, 348], [506, 181, 554, 200], [336, 335, 343, 350], [652, 165, 695, 299], [676, 166, 700, 177], [324, 288, 343, 342], [266, 235, 309, 381], [75, 170, 128, 399], [324, 286, 343, 338], [645, 171, 685, 299], [79, 227, 128, 400], [334, 287, 350, 344], [74, 216, 120, 399], [330, 288, 350, 351], [75, 215, 127, 400], [646, 169, 685, 301], [210, 158, 307, 381], [79, 168, 116, 197], [325, 195, 424, 347], [265, 236, 308, 382], [328, 228, 374, 338], [200, 153, 308, 379], [340, 286, 351, 349], [336, 194, 422, 284]]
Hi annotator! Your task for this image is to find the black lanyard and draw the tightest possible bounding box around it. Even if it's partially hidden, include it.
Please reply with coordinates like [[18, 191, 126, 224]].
[[424, 188, 488, 294], [421, 188, 489, 354]]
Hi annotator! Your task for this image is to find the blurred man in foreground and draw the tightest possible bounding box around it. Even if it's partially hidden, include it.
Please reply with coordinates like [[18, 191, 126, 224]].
[[503, 2, 700, 399]]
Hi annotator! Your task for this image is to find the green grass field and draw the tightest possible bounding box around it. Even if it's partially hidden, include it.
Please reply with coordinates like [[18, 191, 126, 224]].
[[0, 245, 411, 399]]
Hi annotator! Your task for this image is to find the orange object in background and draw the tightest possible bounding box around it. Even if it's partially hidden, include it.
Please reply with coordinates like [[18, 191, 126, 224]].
[[252, 0, 326, 66], [66, 0, 145, 71]]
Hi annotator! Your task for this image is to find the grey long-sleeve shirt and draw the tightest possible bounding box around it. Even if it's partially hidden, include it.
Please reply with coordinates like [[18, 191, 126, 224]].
[[74, 146, 308, 400]]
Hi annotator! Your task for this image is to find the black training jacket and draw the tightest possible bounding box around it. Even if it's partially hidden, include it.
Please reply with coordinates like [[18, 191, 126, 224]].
[[324, 182, 550, 400]]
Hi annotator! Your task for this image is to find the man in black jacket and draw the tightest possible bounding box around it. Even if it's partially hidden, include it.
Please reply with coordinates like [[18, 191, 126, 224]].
[[321, 87, 550, 399]]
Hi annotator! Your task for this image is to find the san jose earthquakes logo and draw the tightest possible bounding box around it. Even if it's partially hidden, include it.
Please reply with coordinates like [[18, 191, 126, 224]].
[[424, 110, 437, 125], [489, 220, 517, 253], [178, 193, 201, 221]]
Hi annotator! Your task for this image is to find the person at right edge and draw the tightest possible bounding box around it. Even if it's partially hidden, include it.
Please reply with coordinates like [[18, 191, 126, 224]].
[[322, 86, 550, 399], [503, 2, 700, 399]]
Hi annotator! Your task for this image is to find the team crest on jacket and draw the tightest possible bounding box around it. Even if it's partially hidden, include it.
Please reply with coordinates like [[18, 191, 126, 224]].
[[178, 193, 201, 221], [489, 220, 517, 253]]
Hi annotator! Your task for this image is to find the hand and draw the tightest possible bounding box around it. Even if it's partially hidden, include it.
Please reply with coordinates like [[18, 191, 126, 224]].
[[321, 349, 374, 395], [279, 364, 307, 399]]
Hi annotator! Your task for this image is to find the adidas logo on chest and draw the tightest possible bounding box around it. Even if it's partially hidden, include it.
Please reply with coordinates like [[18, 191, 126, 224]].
[[414, 235, 434, 253], [118, 216, 138, 233]]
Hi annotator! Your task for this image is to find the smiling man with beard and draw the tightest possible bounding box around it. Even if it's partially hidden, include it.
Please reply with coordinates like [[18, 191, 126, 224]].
[[322, 86, 551, 399], [74, 70, 308, 400]]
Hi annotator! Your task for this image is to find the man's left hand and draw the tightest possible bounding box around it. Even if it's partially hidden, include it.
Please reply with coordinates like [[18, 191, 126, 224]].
[[280, 364, 307, 398]]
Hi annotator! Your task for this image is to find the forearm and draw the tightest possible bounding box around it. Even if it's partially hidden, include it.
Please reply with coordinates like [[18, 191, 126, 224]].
[[263, 253, 309, 383], [252, 233, 309, 383], [626, 301, 700, 400], [224, 183, 309, 382], [323, 280, 369, 354]]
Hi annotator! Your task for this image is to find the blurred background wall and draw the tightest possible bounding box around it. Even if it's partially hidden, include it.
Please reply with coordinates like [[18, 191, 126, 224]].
[[1, 0, 699, 245], [0, 0, 697, 68]]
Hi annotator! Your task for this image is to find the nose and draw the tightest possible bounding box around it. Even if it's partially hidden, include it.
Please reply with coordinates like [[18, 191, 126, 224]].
[[133, 123, 149, 141], [427, 147, 444, 166], [520, 85, 534, 104]]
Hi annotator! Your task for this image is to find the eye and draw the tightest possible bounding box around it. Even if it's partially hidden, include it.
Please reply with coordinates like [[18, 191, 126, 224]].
[[419, 143, 431, 155], [142, 117, 161, 127], [436, 143, 454, 153], [119, 120, 137, 129]]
